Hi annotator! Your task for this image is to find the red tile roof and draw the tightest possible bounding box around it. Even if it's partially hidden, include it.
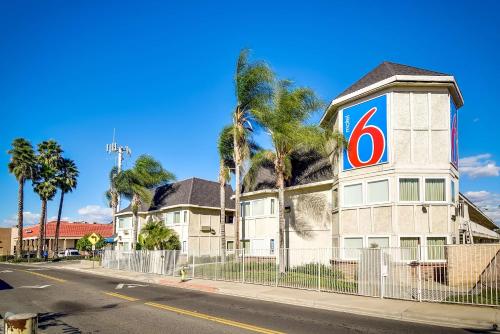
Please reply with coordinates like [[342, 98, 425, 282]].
[[23, 221, 113, 239]]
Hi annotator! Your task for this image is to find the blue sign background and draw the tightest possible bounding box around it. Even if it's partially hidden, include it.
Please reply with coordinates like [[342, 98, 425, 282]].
[[342, 94, 388, 170]]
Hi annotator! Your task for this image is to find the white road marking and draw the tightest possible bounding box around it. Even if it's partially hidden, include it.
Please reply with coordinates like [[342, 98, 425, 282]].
[[19, 284, 51, 289], [26, 268, 49, 271], [0, 270, 13, 273], [115, 283, 148, 289]]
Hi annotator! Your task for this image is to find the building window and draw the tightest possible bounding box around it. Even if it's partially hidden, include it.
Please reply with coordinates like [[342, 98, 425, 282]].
[[270, 199, 276, 215], [343, 183, 362, 206], [165, 212, 173, 225], [400, 237, 420, 261], [241, 202, 250, 218], [226, 241, 234, 251], [367, 180, 389, 203], [425, 179, 446, 202], [399, 178, 419, 201], [368, 237, 389, 249], [252, 200, 265, 216], [270, 239, 275, 255], [183, 210, 188, 223], [427, 237, 446, 260], [344, 237, 363, 259], [451, 180, 456, 203], [241, 240, 250, 252], [182, 241, 187, 253], [224, 215, 234, 224], [118, 217, 132, 229], [173, 211, 181, 224], [332, 188, 338, 209]]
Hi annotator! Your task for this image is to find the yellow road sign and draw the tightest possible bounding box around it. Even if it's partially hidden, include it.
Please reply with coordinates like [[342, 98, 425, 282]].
[[88, 233, 100, 245]]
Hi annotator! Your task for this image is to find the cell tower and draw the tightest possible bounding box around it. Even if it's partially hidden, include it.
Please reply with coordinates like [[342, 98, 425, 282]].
[[106, 129, 131, 211]]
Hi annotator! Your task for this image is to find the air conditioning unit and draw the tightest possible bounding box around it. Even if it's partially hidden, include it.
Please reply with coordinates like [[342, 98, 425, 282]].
[[200, 225, 212, 233], [124, 230, 129, 235]]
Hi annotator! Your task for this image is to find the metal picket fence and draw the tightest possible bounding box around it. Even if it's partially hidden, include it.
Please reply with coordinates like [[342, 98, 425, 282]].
[[102, 243, 500, 306]]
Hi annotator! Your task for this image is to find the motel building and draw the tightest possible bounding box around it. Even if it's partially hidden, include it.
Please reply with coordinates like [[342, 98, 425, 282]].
[[114, 177, 235, 255], [239, 62, 499, 261]]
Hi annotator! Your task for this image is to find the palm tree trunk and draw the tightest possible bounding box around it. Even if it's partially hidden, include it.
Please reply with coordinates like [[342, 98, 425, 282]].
[[219, 164, 226, 260], [16, 178, 24, 259], [37, 200, 47, 259], [277, 167, 286, 273], [54, 191, 65, 258], [233, 125, 241, 251], [111, 197, 117, 235]]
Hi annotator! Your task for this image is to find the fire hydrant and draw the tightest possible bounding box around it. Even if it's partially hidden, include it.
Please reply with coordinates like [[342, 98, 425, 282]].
[[180, 266, 187, 282]]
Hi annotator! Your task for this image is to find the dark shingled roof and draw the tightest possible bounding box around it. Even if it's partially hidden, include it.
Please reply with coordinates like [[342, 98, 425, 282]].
[[242, 149, 333, 193], [117, 177, 234, 214], [336, 62, 449, 99]]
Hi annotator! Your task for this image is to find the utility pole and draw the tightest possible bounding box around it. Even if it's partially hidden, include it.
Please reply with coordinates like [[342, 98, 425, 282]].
[[106, 130, 131, 212]]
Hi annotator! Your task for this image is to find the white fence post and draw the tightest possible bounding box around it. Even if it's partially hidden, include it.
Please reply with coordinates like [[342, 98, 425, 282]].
[[379, 249, 384, 299], [242, 249, 245, 284], [192, 251, 195, 279], [172, 250, 176, 276], [317, 248, 321, 292]]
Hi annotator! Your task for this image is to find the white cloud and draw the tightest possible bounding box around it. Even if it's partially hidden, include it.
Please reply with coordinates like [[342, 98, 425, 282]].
[[459, 154, 500, 178], [464, 190, 500, 224], [77, 205, 112, 223], [473, 118, 480, 123], [1, 211, 41, 228]]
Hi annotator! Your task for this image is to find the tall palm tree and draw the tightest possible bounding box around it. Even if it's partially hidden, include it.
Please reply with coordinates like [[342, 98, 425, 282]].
[[33, 140, 62, 258], [105, 166, 119, 234], [54, 158, 79, 257], [249, 80, 346, 271], [114, 155, 175, 250], [218, 125, 235, 258], [232, 49, 274, 250], [7, 138, 36, 258]]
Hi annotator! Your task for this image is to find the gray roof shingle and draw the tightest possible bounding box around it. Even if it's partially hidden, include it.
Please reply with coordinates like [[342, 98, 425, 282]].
[[117, 177, 234, 214], [336, 61, 449, 99]]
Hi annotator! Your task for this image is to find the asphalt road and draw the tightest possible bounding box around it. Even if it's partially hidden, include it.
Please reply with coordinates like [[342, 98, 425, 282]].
[[0, 262, 486, 334]]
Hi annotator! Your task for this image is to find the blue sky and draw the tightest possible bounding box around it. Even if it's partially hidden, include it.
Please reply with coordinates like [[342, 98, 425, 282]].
[[1, 0, 499, 226]]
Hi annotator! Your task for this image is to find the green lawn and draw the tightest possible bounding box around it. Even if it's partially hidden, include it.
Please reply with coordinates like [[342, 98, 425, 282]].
[[446, 289, 500, 305]]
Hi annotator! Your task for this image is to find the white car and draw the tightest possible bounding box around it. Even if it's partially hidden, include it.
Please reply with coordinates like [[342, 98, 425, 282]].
[[58, 249, 80, 257]]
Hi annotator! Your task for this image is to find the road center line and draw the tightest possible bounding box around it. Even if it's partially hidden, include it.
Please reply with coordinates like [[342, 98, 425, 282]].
[[144, 301, 285, 334], [104, 291, 140, 301], [21, 270, 66, 283]]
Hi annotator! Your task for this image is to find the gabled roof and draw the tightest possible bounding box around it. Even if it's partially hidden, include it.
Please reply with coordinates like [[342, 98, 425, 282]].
[[242, 149, 332, 193], [336, 61, 449, 99], [117, 177, 235, 214], [22, 221, 113, 239]]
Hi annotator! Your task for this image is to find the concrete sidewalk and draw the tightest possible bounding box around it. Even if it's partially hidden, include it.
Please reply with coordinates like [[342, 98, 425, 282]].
[[31, 260, 500, 331]]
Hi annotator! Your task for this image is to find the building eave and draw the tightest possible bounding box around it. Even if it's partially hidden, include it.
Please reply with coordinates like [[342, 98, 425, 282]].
[[241, 179, 333, 198], [114, 204, 236, 217], [320, 75, 464, 126]]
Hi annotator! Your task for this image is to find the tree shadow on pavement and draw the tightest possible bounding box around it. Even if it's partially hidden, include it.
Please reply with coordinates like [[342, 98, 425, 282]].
[[38, 312, 84, 334]]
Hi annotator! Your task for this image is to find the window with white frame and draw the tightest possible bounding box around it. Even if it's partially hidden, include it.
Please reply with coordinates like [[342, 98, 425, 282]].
[[343, 183, 362, 206], [344, 237, 363, 259], [399, 178, 420, 201], [427, 237, 446, 260], [241, 202, 250, 218], [165, 211, 186, 225], [270, 239, 275, 255], [332, 188, 338, 209], [182, 241, 187, 253], [368, 237, 389, 249], [425, 179, 446, 202], [451, 180, 456, 203], [183, 210, 188, 223], [252, 199, 265, 216], [118, 217, 132, 229], [400, 237, 420, 261], [367, 180, 389, 203], [270, 199, 276, 215], [173, 211, 181, 224], [226, 241, 234, 251]]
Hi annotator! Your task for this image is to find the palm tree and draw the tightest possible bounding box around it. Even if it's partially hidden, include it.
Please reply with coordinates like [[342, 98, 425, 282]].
[[54, 158, 79, 257], [218, 125, 235, 258], [249, 80, 346, 271], [232, 49, 274, 250], [138, 219, 180, 250], [105, 166, 119, 234], [33, 140, 62, 258], [7, 138, 36, 258], [114, 155, 175, 250]]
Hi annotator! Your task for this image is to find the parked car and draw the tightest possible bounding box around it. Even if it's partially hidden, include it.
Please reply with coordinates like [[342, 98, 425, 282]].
[[58, 249, 80, 257]]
